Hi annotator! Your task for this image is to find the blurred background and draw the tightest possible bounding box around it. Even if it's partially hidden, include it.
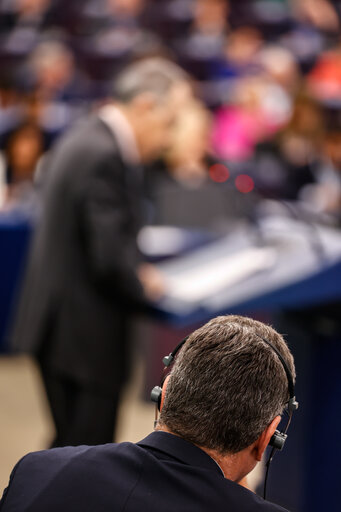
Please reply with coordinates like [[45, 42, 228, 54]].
[[0, 1, 341, 511]]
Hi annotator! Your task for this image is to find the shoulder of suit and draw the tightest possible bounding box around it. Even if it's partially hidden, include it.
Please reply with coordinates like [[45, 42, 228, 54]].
[[41, 116, 124, 186], [52, 115, 120, 160], [14, 443, 146, 490], [4, 444, 130, 487], [22, 442, 144, 468], [20, 442, 134, 465]]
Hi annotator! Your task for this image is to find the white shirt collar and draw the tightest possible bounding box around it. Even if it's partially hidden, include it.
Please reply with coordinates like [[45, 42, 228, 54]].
[[98, 104, 141, 166]]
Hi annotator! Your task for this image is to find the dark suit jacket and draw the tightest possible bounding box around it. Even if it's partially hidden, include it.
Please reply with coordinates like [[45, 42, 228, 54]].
[[10, 115, 146, 392], [0, 432, 289, 512]]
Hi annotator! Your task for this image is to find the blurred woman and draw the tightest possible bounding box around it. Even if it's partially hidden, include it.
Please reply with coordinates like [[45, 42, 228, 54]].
[[146, 100, 254, 230], [1, 122, 44, 210]]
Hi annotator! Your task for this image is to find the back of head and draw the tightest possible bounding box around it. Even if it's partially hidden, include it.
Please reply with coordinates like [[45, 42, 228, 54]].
[[29, 40, 74, 74], [112, 57, 188, 104], [159, 315, 295, 455]]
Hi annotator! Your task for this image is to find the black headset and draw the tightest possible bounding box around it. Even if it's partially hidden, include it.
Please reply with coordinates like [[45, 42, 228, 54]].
[[150, 331, 298, 499], [150, 336, 189, 415]]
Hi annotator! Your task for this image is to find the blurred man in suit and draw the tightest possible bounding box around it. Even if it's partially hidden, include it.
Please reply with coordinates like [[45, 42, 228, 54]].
[[10, 57, 192, 447], [1, 315, 296, 511]]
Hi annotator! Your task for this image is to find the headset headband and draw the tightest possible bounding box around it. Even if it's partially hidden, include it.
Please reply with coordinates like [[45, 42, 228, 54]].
[[161, 333, 298, 413], [255, 334, 298, 413]]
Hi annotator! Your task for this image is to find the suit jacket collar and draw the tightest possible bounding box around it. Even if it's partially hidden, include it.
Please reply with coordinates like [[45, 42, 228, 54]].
[[98, 104, 141, 166], [137, 431, 225, 478]]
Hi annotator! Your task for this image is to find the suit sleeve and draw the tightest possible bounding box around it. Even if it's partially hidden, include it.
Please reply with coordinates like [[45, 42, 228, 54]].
[[77, 156, 146, 306], [0, 455, 29, 510]]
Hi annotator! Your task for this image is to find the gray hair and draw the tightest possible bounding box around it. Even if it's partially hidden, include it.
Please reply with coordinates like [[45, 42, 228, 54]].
[[159, 315, 295, 455], [113, 57, 188, 103], [29, 40, 73, 72]]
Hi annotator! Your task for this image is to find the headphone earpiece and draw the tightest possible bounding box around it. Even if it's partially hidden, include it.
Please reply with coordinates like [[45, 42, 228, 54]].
[[151, 385, 162, 411], [269, 429, 287, 451], [150, 338, 189, 418], [288, 397, 299, 413]]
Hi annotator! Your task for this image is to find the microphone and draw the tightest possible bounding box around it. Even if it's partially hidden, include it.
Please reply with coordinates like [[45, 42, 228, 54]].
[[246, 188, 328, 263]]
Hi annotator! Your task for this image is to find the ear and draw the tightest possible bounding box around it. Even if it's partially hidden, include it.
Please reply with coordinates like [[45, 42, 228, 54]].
[[252, 416, 281, 462], [160, 375, 171, 412], [131, 92, 157, 114]]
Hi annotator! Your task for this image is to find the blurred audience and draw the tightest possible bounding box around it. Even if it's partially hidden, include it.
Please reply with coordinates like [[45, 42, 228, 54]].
[[0, 0, 340, 221]]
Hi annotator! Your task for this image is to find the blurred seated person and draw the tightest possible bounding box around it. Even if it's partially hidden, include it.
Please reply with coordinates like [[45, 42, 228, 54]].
[[142, 0, 194, 44], [0, 73, 23, 149], [205, 26, 265, 106], [74, 0, 166, 85], [212, 71, 292, 163], [226, 0, 288, 29], [211, 26, 264, 81], [0, 121, 45, 212], [299, 43, 341, 220], [257, 45, 300, 97], [293, 0, 340, 33], [28, 39, 92, 102], [190, 0, 230, 48], [158, 99, 212, 187], [0, 65, 52, 149], [278, 0, 339, 74], [24, 39, 93, 145], [75, 0, 154, 71], [80, 0, 147, 31], [298, 107, 341, 223], [252, 92, 327, 202], [0, 0, 54, 56], [2, 39, 92, 150], [173, 0, 231, 83], [146, 99, 255, 231], [307, 42, 341, 104]]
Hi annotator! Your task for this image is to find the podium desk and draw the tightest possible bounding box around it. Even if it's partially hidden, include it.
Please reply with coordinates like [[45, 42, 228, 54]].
[[147, 217, 341, 512], [152, 217, 341, 325]]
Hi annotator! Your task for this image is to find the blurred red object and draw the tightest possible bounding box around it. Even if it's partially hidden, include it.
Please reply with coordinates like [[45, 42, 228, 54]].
[[307, 50, 341, 101]]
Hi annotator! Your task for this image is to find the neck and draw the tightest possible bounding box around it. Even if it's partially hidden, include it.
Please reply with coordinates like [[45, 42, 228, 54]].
[[156, 425, 254, 485], [114, 103, 145, 162], [201, 446, 251, 485]]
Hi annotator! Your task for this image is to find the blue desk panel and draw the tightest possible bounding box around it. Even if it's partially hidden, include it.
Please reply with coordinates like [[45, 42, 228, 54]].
[[0, 214, 32, 352]]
